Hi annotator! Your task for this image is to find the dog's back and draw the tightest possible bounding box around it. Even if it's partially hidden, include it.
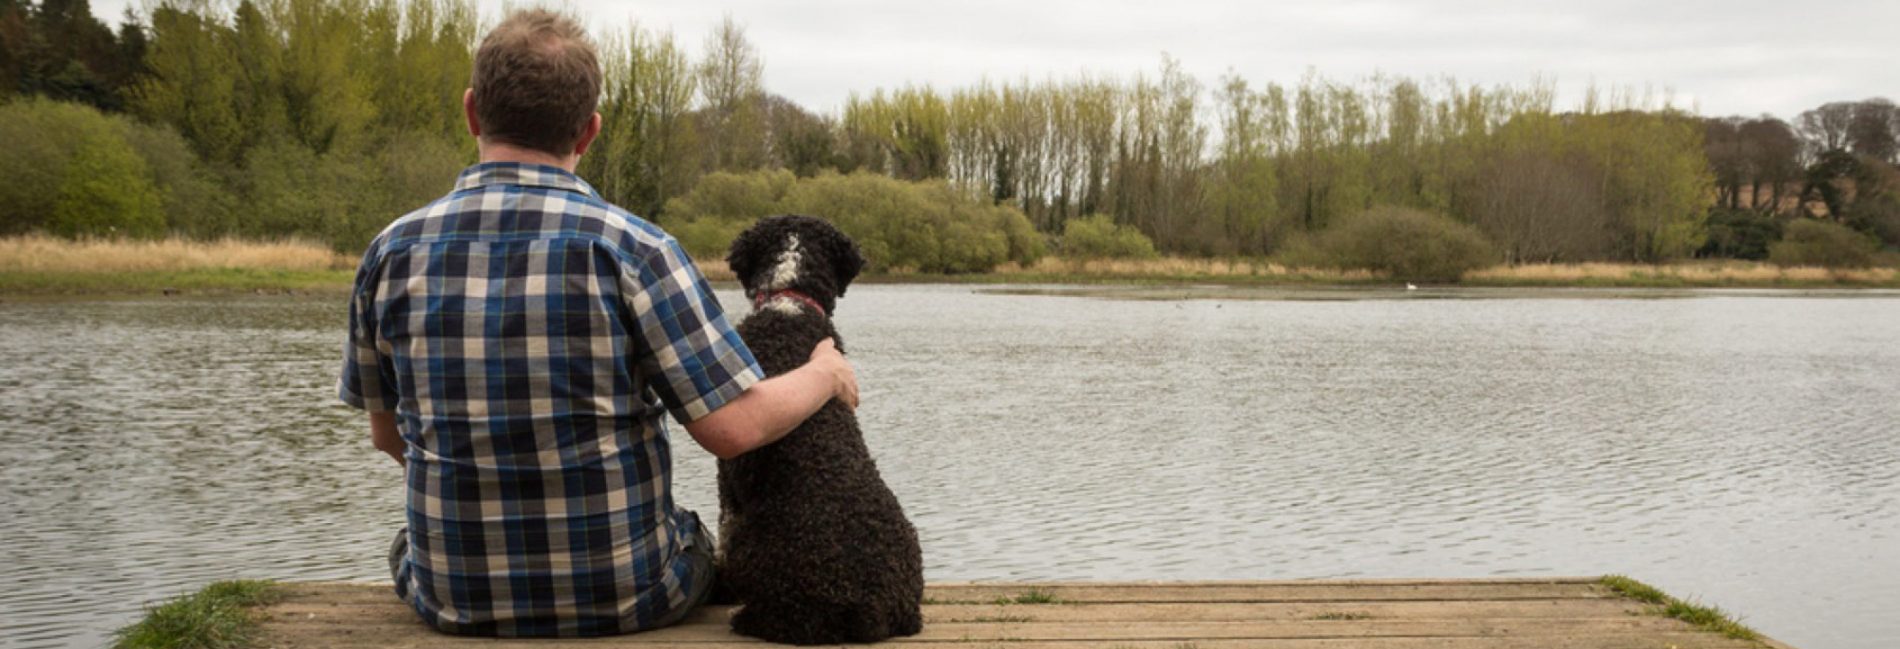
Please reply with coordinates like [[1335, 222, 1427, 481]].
[[716, 215, 923, 645]]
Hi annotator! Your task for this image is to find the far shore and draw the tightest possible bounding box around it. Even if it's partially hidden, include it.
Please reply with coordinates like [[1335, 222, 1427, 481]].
[[1, 235, 1896, 297]]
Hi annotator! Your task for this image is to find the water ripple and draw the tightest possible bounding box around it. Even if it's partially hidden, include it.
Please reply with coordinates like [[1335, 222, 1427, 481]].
[[0, 290, 1896, 649]]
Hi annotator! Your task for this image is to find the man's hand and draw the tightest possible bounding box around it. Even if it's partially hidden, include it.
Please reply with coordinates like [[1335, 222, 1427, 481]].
[[808, 337, 858, 411]]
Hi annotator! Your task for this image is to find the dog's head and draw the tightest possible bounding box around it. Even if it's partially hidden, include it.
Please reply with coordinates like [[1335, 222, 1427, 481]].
[[726, 214, 865, 313]]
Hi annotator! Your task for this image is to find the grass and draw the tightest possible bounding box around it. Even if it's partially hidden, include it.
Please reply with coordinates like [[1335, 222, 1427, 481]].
[[114, 580, 284, 649], [992, 588, 1060, 605], [1600, 575, 1760, 642], [5, 235, 1896, 296], [1468, 261, 1900, 288], [0, 235, 354, 296]]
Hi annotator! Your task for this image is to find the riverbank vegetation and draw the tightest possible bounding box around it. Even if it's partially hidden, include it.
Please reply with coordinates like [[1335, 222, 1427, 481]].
[[0, 235, 353, 294], [2, 0, 1898, 283], [3, 235, 1891, 296], [1600, 575, 1759, 642]]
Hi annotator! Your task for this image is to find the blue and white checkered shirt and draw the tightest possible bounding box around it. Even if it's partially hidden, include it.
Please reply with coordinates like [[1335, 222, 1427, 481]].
[[338, 162, 763, 636]]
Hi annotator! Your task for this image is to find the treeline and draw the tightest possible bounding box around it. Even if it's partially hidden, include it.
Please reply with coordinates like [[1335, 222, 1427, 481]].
[[2, 0, 1896, 274]]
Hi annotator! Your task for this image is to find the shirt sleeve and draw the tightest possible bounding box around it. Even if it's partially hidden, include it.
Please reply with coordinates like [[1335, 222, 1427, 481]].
[[338, 249, 399, 413], [618, 237, 765, 424]]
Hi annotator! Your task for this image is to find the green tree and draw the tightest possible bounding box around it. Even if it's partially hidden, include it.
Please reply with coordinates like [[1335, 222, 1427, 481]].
[[49, 129, 166, 238]]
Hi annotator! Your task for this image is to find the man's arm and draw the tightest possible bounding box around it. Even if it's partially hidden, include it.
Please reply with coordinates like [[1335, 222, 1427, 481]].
[[369, 411, 405, 467], [683, 337, 858, 460]]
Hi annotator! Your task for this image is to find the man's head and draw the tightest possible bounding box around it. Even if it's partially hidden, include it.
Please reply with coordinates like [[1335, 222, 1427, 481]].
[[465, 9, 602, 164]]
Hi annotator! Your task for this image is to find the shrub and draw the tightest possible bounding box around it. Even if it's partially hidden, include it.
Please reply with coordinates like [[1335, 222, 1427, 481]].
[[664, 170, 1042, 273], [121, 120, 240, 238], [1059, 215, 1157, 259], [1305, 206, 1497, 282], [48, 131, 167, 239], [1768, 219, 1880, 268], [1699, 208, 1783, 260], [664, 169, 796, 226], [0, 98, 163, 237]]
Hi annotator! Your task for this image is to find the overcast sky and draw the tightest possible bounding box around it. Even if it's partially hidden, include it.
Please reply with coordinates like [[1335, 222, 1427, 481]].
[[101, 0, 1898, 119]]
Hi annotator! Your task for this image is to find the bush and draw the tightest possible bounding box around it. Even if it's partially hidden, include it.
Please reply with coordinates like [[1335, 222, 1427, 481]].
[[1768, 219, 1880, 268], [0, 98, 165, 237], [664, 170, 1043, 273], [1059, 214, 1158, 259], [1699, 208, 1783, 260], [121, 120, 240, 238], [1305, 206, 1497, 282], [48, 132, 167, 239]]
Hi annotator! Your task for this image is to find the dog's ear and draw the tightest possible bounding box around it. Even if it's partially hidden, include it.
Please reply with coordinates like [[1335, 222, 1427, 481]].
[[820, 222, 865, 295], [726, 218, 775, 294]]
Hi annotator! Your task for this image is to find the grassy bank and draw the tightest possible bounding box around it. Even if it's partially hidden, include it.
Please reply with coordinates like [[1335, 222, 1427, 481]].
[[3, 236, 1896, 296], [0, 236, 355, 296], [115, 580, 283, 649], [1600, 575, 1761, 642]]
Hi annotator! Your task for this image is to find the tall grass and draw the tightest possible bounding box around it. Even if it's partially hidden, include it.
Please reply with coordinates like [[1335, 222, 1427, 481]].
[[0, 235, 352, 274], [1467, 261, 1900, 286], [994, 257, 1379, 282]]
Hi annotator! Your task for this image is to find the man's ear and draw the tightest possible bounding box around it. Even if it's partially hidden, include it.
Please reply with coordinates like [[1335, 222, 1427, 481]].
[[572, 112, 602, 158], [463, 88, 481, 138]]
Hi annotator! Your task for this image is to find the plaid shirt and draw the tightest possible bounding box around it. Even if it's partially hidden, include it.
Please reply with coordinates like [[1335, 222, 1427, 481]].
[[338, 162, 763, 636]]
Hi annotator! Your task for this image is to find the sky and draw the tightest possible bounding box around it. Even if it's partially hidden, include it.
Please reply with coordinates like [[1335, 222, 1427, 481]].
[[95, 0, 1898, 119]]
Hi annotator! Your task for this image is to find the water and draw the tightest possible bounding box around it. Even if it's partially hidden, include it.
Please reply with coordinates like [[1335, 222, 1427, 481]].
[[1, 286, 1896, 649]]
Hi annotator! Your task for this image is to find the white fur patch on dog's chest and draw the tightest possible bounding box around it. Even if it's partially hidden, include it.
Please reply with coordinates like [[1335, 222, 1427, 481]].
[[762, 297, 805, 316]]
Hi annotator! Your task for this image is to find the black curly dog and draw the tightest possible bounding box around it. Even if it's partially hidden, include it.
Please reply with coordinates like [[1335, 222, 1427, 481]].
[[716, 214, 924, 645]]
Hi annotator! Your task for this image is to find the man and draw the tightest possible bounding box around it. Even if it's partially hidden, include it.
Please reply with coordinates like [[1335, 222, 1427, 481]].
[[336, 9, 858, 637]]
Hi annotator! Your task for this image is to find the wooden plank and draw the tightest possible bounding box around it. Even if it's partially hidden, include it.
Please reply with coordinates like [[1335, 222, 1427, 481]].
[[259, 635, 1761, 649], [267, 598, 1653, 625], [924, 582, 1614, 603], [281, 581, 1615, 606], [255, 581, 1783, 649], [267, 617, 1700, 641]]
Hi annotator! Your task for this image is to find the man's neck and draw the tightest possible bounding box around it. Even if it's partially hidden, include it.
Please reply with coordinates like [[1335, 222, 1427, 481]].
[[478, 140, 578, 172]]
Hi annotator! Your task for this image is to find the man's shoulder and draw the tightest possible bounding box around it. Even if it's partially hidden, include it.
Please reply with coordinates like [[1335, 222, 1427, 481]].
[[364, 182, 679, 264]]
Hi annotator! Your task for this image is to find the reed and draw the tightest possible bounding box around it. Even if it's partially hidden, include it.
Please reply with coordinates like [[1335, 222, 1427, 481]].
[[0, 235, 351, 274], [1466, 261, 1900, 286]]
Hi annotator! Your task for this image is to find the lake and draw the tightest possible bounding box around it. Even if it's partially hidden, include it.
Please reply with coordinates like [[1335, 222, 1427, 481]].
[[0, 285, 1895, 649]]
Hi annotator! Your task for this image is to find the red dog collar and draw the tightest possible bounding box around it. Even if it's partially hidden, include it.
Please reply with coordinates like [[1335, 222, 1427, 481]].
[[754, 289, 826, 315]]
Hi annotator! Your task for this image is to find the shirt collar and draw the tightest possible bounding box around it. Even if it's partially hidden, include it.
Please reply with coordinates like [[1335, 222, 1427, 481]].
[[453, 161, 600, 197]]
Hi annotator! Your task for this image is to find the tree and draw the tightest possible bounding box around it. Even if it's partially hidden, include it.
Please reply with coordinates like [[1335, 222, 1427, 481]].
[[696, 15, 767, 172], [583, 23, 702, 219], [1206, 74, 1281, 254], [1797, 101, 1854, 157], [50, 128, 166, 238], [1467, 150, 1612, 263], [1847, 98, 1898, 164]]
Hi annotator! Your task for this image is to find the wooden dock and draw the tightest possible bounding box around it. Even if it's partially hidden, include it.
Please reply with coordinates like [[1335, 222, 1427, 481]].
[[258, 579, 1794, 648]]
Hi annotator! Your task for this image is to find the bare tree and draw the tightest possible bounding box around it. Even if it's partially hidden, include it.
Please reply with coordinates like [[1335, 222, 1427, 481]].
[[1797, 101, 1855, 156], [1848, 97, 1898, 164], [696, 15, 767, 171], [1468, 150, 1613, 263]]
